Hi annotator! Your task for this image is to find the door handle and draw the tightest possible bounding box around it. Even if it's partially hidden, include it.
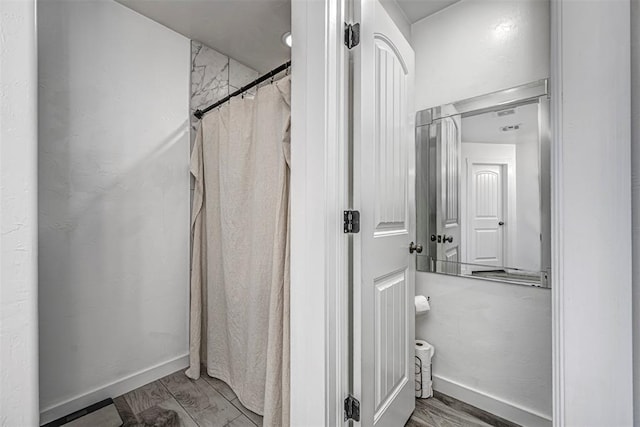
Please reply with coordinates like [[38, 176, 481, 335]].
[[498, 221, 504, 226], [409, 242, 423, 254], [430, 234, 452, 244]]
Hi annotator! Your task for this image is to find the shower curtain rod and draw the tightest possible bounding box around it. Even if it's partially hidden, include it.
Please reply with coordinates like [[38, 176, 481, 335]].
[[194, 60, 291, 119]]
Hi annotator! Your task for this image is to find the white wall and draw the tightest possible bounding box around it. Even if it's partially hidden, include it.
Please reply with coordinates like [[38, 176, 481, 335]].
[[630, 0, 639, 425], [378, 0, 411, 42], [412, 1, 552, 425], [38, 1, 191, 422], [514, 134, 541, 271], [0, 1, 40, 425], [417, 275, 551, 424], [413, 0, 549, 111]]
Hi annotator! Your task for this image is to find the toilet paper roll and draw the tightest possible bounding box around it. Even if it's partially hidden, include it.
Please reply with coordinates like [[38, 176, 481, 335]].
[[415, 340, 434, 399], [415, 295, 430, 314]]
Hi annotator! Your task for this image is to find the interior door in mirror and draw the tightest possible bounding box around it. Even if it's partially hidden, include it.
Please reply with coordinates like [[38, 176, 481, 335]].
[[436, 116, 461, 275]]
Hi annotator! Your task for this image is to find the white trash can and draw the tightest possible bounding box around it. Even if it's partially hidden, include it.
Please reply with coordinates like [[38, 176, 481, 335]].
[[415, 340, 435, 398]]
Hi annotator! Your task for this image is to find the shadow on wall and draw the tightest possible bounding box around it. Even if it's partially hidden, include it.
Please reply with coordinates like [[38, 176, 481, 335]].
[[38, 118, 191, 409], [37, 0, 191, 414]]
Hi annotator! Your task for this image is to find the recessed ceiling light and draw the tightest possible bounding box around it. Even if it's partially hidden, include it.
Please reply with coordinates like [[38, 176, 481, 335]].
[[282, 32, 292, 48]]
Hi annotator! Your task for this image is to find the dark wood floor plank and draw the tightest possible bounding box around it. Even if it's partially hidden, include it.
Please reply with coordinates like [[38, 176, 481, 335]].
[[201, 375, 237, 402], [156, 396, 200, 427], [229, 398, 263, 426], [113, 396, 138, 427], [160, 371, 242, 427], [434, 392, 521, 427], [406, 415, 430, 426], [224, 415, 255, 427], [161, 372, 211, 413], [137, 404, 180, 427], [410, 396, 492, 427], [123, 380, 173, 415]]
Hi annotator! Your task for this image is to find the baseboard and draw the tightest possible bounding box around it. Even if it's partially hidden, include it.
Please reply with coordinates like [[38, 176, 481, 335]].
[[39, 353, 189, 425], [432, 375, 552, 427]]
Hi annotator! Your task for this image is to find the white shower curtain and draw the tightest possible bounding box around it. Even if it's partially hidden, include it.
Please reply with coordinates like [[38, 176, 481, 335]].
[[187, 76, 290, 427]]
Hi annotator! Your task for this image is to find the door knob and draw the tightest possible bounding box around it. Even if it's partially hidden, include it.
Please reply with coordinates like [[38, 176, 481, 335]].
[[443, 235, 453, 243], [498, 221, 504, 226], [409, 242, 423, 254]]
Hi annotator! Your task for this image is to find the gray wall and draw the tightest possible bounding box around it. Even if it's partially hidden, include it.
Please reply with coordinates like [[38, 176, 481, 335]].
[[0, 1, 39, 425], [632, 0, 639, 424], [38, 1, 191, 421]]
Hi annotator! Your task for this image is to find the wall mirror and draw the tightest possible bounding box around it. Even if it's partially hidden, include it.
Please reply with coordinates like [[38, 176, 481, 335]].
[[416, 80, 551, 287]]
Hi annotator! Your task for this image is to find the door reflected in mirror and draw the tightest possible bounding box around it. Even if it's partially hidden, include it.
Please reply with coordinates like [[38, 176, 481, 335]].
[[416, 80, 551, 287]]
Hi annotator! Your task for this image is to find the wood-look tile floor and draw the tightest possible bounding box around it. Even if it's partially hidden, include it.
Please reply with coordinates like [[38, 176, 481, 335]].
[[115, 370, 515, 427], [406, 392, 520, 427], [114, 370, 263, 427]]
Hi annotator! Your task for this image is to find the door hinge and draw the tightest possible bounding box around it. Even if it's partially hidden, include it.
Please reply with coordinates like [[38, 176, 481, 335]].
[[344, 22, 360, 49], [344, 395, 361, 422], [343, 210, 360, 233]]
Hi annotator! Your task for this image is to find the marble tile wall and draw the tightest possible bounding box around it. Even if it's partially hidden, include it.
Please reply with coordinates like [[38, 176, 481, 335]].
[[190, 40, 259, 145]]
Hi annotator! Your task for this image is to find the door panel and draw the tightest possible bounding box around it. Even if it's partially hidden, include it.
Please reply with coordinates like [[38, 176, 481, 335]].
[[353, 1, 415, 426], [374, 37, 407, 234], [435, 116, 462, 274], [374, 270, 407, 413], [469, 163, 504, 268]]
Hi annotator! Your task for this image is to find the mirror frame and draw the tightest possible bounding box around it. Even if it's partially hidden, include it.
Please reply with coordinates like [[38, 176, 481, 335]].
[[416, 79, 551, 288]]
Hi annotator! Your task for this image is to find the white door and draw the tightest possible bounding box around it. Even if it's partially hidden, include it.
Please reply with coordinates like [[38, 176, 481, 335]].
[[468, 163, 505, 269], [353, 1, 415, 426], [435, 116, 462, 275]]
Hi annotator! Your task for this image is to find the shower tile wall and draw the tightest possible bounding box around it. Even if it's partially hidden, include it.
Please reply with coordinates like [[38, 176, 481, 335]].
[[190, 40, 259, 145], [189, 40, 259, 206], [190, 41, 228, 141], [229, 58, 260, 93]]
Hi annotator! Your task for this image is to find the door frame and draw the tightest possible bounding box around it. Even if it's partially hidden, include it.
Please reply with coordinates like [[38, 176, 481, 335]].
[[465, 161, 509, 270], [461, 145, 517, 271], [549, 1, 633, 425], [290, 0, 350, 425]]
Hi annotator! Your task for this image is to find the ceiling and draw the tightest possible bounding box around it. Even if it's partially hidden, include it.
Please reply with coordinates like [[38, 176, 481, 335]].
[[462, 103, 539, 145], [395, 0, 460, 24], [115, 0, 291, 73], [115, 0, 458, 73]]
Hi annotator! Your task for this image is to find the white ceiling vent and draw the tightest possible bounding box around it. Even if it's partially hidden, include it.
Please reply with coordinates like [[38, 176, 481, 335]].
[[500, 124, 522, 132]]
